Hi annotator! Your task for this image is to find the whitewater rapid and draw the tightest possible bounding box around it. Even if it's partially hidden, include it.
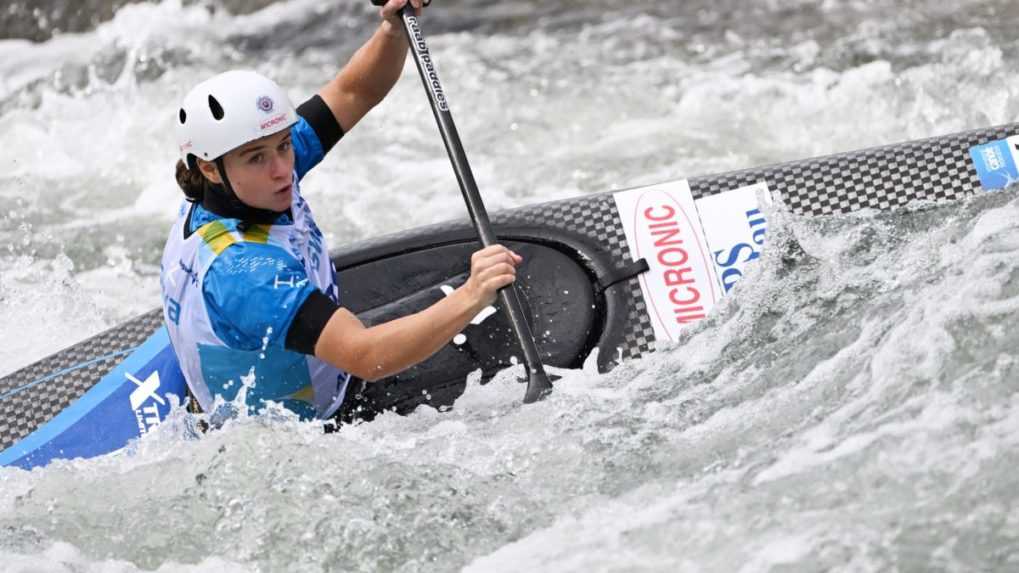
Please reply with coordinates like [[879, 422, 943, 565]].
[[2, 1, 1019, 571]]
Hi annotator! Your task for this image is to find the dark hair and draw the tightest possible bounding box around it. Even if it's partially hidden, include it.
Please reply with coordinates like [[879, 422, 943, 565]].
[[175, 159, 209, 203]]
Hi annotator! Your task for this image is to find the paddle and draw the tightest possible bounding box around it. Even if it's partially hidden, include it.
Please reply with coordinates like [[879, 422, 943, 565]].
[[370, 0, 554, 403]]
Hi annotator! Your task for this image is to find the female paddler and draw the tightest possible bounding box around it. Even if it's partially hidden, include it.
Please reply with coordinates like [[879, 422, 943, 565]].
[[161, 0, 520, 422]]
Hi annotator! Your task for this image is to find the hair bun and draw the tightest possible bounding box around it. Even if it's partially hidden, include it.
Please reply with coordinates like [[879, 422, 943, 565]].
[[175, 159, 207, 202]]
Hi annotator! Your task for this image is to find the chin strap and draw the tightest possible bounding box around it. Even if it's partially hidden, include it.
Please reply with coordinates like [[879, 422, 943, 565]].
[[201, 158, 283, 225], [211, 157, 250, 214]]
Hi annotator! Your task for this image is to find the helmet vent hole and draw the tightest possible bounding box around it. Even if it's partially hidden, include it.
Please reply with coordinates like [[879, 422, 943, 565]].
[[208, 95, 225, 120], [178, 108, 187, 124]]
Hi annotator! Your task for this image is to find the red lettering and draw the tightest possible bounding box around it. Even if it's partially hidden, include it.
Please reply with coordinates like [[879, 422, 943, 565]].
[[669, 287, 700, 306], [644, 205, 675, 221], [664, 267, 696, 287], [675, 305, 704, 316], [658, 247, 689, 267], [652, 226, 682, 247], [674, 308, 706, 324], [260, 114, 287, 130], [633, 195, 717, 332]]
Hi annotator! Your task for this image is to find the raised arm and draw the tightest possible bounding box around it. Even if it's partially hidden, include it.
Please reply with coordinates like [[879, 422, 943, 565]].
[[317, 0, 424, 133]]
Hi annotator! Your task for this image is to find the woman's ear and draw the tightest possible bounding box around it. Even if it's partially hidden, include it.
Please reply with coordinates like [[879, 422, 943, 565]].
[[197, 158, 223, 184]]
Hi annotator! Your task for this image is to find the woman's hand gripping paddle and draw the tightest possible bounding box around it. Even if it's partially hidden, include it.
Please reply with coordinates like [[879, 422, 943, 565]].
[[370, 0, 554, 403]]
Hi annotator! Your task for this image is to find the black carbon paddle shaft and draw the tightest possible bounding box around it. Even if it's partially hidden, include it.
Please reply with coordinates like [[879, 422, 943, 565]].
[[383, 3, 553, 403]]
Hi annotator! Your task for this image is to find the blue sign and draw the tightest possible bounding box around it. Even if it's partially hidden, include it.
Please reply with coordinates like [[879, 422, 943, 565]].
[[969, 138, 1019, 190]]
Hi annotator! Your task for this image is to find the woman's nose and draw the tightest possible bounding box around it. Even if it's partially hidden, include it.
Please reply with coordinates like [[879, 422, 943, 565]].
[[269, 152, 288, 179]]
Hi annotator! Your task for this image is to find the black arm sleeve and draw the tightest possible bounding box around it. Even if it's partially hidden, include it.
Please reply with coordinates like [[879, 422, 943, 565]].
[[285, 289, 341, 356], [296, 95, 345, 155]]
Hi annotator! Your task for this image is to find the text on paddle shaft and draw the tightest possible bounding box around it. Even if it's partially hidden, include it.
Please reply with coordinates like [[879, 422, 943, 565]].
[[407, 15, 448, 112]]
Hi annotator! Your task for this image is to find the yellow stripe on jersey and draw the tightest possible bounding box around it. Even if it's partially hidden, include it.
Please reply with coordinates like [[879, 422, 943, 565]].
[[196, 220, 236, 255], [241, 224, 271, 244]]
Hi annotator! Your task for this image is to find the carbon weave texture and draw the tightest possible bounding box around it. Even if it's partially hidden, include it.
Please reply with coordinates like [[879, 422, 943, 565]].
[[496, 124, 1019, 366], [0, 309, 164, 451], [688, 125, 1015, 210], [491, 195, 657, 361]]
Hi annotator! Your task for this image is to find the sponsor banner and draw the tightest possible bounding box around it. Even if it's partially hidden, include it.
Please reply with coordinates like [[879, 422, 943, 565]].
[[613, 180, 772, 343], [969, 136, 1019, 190], [613, 180, 720, 343], [696, 182, 772, 295]]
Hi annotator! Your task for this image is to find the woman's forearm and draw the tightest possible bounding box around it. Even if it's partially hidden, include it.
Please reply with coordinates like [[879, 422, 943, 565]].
[[329, 22, 408, 109], [361, 286, 482, 380], [317, 286, 485, 381], [315, 244, 520, 382], [316, 1, 423, 133]]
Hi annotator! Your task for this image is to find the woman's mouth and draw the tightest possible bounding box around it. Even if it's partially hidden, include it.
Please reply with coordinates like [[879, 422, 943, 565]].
[[276, 184, 292, 195]]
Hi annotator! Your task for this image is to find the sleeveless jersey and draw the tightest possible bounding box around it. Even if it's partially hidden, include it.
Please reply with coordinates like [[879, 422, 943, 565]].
[[159, 180, 349, 420]]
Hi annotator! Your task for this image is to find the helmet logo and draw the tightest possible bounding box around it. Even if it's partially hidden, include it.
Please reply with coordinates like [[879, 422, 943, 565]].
[[257, 96, 275, 114]]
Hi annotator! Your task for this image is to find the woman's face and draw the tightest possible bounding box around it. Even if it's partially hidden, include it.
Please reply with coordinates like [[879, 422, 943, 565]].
[[199, 129, 295, 212]]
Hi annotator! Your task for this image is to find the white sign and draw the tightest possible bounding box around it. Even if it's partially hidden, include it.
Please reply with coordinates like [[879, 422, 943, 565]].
[[613, 180, 720, 343], [696, 181, 772, 295], [613, 180, 771, 342]]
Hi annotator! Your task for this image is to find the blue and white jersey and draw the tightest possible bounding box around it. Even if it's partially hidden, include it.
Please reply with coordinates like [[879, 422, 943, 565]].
[[159, 117, 349, 420]]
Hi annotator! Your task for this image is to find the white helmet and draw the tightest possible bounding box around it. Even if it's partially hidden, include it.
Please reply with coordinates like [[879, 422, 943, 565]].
[[176, 70, 298, 168]]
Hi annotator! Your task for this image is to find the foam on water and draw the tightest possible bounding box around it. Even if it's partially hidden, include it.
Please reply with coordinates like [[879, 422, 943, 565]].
[[2, 0, 1019, 571]]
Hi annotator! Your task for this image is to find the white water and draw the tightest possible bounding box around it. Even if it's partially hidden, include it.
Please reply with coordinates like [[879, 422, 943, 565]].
[[2, 0, 1019, 571]]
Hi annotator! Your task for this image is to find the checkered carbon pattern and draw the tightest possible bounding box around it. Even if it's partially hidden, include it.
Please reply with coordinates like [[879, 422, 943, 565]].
[[0, 309, 164, 452], [688, 125, 1015, 210], [490, 194, 658, 361], [1, 123, 1015, 452], [500, 123, 1017, 366], [481, 124, 1017, 361], [609, 124, 1019, 360]]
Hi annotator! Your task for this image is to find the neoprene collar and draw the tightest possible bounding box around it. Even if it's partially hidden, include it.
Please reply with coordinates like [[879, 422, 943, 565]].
[[200, 157, 286, 224]]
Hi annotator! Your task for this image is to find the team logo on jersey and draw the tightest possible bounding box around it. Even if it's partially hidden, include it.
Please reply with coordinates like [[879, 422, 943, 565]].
[[257, 96, 275, 113]]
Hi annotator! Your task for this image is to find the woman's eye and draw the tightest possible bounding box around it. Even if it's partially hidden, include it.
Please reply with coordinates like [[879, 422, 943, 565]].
[[280, 140, 292, 152], [249, 153, 264, 164]]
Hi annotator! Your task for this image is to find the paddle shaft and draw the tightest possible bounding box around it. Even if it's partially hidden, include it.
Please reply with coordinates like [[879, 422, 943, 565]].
[[379, 3, 553, 403]]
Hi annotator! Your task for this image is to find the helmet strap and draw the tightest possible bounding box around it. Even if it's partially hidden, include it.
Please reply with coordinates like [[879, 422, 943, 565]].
[[201, 157, 284, 225], [213, 157, 239, 202]]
